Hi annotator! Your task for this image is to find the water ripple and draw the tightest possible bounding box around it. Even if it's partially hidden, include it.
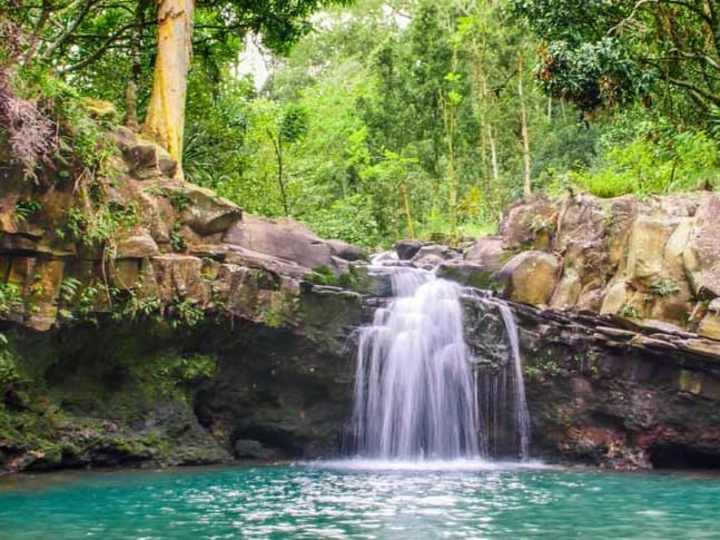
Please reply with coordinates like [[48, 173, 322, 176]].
[[0, 463, 719, 539]]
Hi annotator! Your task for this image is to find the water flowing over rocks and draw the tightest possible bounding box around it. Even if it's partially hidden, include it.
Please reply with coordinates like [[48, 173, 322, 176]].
[[351, 264, 482, 459], [3, 128, 720, 473]]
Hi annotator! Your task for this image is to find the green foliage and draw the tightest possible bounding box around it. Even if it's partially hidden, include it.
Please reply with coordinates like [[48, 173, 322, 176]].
[[0, 349, 21, 386], [306, 265, 360, 290], [619, 304, 641, 319], [62, 201, 139, 246], [0, 283, 23, 318], [170, 224, 187, 253], [15, 199, 42, 222], [650, 278, 681, 298], [112, 290, 163, 323], [166, 191, 192, 212], [571, 129, 720, 198], [169, 299, 205, 329], [512, 0, 720, 125]]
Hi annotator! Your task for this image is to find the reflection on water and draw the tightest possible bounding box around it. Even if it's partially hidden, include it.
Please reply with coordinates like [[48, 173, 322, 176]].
[[1, 462, 719, 539]]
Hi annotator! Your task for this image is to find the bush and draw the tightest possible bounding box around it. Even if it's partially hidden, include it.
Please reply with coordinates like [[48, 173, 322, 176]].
[[572, 130, 720, 198]]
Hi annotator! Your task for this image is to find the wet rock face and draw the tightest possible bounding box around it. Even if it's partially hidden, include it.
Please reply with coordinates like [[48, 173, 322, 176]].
[[0, 127, 366, 474], [195, 322, 358, 461], [463, 298, 720, 471], [0, 293, 362, 474]]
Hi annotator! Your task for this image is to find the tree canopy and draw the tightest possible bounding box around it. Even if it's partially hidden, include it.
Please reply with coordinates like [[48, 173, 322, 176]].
[[2, 0, 720, 248]]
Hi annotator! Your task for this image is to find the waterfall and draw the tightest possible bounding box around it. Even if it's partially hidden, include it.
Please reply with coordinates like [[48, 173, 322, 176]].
[[351, 258, 531, 462], [352, 266, 481, 459], [494, 301, 531, 461]]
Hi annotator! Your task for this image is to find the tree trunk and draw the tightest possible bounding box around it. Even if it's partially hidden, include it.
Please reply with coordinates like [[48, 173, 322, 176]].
[[143, 0, 194, 178], [487, 121, 499, 183], [268, 130, 289, 216], [479, 76, 499, 184], [400, 183, 415, 239], [518, 55, 532, 197], [125, 0, 151, 131]]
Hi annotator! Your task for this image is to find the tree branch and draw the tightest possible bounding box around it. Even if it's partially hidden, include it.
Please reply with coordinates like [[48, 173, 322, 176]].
[[58, 22, 135, 73], [42, 0, 102, 60]]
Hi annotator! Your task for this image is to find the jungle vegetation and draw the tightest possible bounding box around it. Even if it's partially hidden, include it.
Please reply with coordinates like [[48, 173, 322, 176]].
[[2, 0, 720, 246]]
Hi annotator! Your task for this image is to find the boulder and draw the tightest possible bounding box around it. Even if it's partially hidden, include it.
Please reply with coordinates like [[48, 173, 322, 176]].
[[626, 217, 675, 281], [550, 266, 582, 310], [395, 240, 424, 261], [114, 128, 177, 180], [411, 244, 458, 269], [437, 261, 499, 290], [500, 195, 558, 250], [115, 230, 159, 259], [327, 239, 366, 262], [464, 236, 509, 273], [151, 254, 210, 304], [225, 246, 310, 279], [223, 215, 345, 272], [497, 251, 561, 306], [158, 183, 243, 237], [698, 313, 720, 341], [683, 194, 720, 298]]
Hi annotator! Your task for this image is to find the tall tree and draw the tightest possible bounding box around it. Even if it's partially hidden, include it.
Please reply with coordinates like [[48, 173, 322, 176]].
[[144, 0, 195, 175], [512, 0, 720, 125], [4, 0, 350, 175]]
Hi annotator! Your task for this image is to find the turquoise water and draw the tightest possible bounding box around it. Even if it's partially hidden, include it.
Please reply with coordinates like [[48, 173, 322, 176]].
[[1, 461, 719, 539]]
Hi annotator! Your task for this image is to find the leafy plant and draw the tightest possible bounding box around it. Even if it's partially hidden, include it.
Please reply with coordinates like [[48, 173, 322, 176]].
[[0, 349, 21, 386], [0, 283, 23, 317], [170, 224, 187, 252], [150, 353, 217, 399], [169, 299, 204, 328], [619, 304, 641, 319], [650, 278, 681, 298], [62, 202, 138, 246], [15, 200, 42, 222]]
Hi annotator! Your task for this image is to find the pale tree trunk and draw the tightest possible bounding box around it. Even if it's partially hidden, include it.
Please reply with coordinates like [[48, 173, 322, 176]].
[[479, 75, 499, 184], [488, 123, 499, 182], [144, 0, 194, 178], [518, 55, 532, 197], [442, 94, 459, 237], [400, 183, 415, 239]]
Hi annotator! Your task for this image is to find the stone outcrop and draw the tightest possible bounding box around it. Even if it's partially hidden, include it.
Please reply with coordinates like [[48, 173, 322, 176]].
[[460, 193, 720, 337], [4, 121, 720, 475], [454, 192, 720, 469], [464, 298, 720, 470], [0, 128, 366, 474]]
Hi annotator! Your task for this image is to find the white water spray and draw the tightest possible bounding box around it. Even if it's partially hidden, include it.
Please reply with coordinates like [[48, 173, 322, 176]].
[[351, 256, 531, 461], [352, 266, 481, 459], [494, 301, 531, 460]]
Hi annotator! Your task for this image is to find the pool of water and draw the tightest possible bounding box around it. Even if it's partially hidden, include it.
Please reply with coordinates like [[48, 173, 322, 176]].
[[1, 460, 719, 539]]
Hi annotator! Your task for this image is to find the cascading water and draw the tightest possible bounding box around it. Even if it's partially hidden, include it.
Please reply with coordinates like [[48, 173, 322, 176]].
[[482, 300, 531, 460], [351, 256, 531, 461], [352, 264, 481, 459]]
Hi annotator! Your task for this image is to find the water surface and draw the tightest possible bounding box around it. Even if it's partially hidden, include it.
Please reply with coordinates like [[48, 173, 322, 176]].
[[1, 461, 718, 539]]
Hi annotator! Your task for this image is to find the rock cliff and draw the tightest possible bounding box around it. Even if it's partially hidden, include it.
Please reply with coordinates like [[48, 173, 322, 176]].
[[445, 193, 720, 469], [3, 124, 720, 473], [0, 127, 366, 473]]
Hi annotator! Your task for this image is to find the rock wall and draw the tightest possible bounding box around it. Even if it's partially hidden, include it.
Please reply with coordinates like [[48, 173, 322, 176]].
[[0, 127, 367, 474], [4, 123, 720, 474], [435, 192, 720, 470]]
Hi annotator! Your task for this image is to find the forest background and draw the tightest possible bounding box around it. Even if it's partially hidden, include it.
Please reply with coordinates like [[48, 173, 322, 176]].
[[3, 0, 720, 246]]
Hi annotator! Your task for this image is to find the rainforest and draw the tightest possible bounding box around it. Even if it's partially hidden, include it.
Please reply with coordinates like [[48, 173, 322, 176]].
[[2, 0, 720, 538]]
